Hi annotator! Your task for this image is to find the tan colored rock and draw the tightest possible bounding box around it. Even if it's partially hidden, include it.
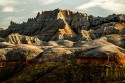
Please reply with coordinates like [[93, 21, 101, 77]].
[[6, 33, 42, 45], [50, 19, 76, 40], [77, 30, 91, 41], [0, 43, 43, 61], [78, 44, 125, 65], [34, 39, 125, 64], [57, 40, 74, 47]]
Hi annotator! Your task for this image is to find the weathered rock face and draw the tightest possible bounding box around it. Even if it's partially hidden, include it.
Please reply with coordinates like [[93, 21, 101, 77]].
[[43, 40, 74, 47], [77, 30, 91, 41], [1, 38, 125, 65], [31, 39, 125, 65], [1, 9, 125, 66], [6, 33, 42, 45], [51, 24, 76, 40], [75, 39, 125, 65], [98, 34, 125, 48], [77, 44, 125, 65], [38, 19, 76, 41], [89, 22, 125, 39], [0, 42, 43, 61], [2, 9, 125, 41], [57, 9, 90, 33], [0, 28, 4, 38]]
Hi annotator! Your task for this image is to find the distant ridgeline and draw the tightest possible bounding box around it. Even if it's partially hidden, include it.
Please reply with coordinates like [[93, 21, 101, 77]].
[[1, 8, 125, 41]]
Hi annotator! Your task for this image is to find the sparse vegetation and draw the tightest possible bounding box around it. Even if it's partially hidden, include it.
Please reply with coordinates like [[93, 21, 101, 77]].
[[0, 60, 125, 83]]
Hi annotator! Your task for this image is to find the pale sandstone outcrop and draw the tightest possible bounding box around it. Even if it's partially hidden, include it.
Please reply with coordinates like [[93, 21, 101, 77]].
[[6, 33, 42, 45]]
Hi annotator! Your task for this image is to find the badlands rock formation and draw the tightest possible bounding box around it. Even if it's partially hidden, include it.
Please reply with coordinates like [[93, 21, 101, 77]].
[[0, 42, 43, 61], [1, 9, 125, 65], [1, 9, 125, 40], [6, 33, 42, 45]]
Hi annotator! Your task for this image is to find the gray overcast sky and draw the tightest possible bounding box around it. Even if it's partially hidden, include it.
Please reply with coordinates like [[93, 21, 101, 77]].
[[0, 0, 125, 29]]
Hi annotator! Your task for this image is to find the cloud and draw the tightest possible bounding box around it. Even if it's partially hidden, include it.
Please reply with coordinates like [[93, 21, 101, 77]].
[[101, 1, 125, 13], [2, 6, 14, 12], [0, 0, 26, 13], [39, 0, 62, 5], [76, 0, 100, 10], [0, 0, 17, 6], [76, 0, 125, 14]]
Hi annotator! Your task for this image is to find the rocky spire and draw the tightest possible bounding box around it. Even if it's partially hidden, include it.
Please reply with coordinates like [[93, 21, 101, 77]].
[[36, 12, 40, 18], [10, 20, 16, 26]]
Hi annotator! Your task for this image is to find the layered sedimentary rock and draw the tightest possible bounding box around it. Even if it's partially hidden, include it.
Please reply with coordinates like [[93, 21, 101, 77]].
[[77, 30, 91, 41], [76, 39, 125, 65], [6, 33, 42, 45], [44, 40, 74, 47], [1, 38, 125, 65], [2, 9, 125, 83], [2, 9, 125, 41], [1, 9, 125, 65], [32, 39, 125, 65], [0, 42, 43, 61], [39, 19, 76, 41]]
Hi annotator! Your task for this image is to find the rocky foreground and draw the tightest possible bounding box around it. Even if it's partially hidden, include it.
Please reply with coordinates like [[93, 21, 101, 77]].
[[1, 9, 125, 82]]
